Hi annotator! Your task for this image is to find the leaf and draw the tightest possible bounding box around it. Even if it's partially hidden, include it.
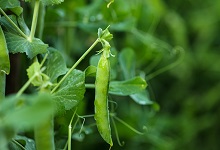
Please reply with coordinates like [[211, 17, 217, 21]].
[[0, 0, 23, 16], [0, 14, 44, 58], [0, 15, 30, 35], [5, 32, 48, 59], [130, 90, 153, 105], [109, 76, 147, 96], [45, 48, 68, 83], [119, 48, 135, 79], [0, 26, 10, 74], [27, 61, 51, 87], [84, 65, 96, 77], [0, 0, 20, 8], [13, 135, 36, 150], [26, 0, 64, 6], [2, 93, 55, 130], [52, 69, 85, 111], [42, 0, 64, 6], [111, 18, 136, 31]]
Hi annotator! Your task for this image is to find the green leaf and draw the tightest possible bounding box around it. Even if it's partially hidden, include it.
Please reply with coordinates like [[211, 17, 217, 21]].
[[119, 48, 135, 79], [0, 0, 23, 16], [98, 26, 113, 42], [52, 69, 85, 111], [0, 26, 10, 74], [25, 0, 64, 6], [13, 135, 36, 150], [1, 93, 55, 130], [45, 48, 68, 83], [0, 0, 20, 8], [111, 18, 136, 31], [5, 32, 48, 59], [27, 61, 51, 88], [130, 90, 153, 105], [42, 0, 64, 5], [0, 15, 30, 35], [84, 65, 96, 77], [109, 76, 147, 96]]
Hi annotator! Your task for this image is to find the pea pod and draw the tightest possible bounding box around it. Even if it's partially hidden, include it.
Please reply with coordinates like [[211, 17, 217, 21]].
[[0, 24, 10, 101], [94, 47, 113, 147], [0, 25, 10, 74]]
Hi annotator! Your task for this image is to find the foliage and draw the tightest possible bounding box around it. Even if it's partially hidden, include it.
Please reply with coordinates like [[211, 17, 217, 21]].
[[1, 0, 220, 150]]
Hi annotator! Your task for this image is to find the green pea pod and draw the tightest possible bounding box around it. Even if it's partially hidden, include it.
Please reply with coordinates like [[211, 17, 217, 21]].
[[0, 25, 10, 74], [0, 24, 10, 101], [94, 47, 113, 147]]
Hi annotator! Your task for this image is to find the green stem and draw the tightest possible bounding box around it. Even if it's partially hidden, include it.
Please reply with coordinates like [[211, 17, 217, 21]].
[[36, 2, 45, 39], [51, 39, 100, 94], [40, 53, 49, 67], [85, 84, 95, 89], [0, 8, 28, 39], [64, 109, 79, 150], [0, 72, 5, 102], [12, 139, 25, 150], [16, 74, 36, 97], [68, 108, 77, 150], [16, 54, 48, 97], [29, 0, 40, 42], [34, 117, 55, 150]]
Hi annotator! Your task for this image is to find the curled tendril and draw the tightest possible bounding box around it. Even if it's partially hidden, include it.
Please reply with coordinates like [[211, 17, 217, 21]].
[[107, 0, 114, 8]]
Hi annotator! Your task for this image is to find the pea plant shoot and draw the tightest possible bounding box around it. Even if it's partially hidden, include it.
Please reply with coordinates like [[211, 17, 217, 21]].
[[0, 0, 184, 150]]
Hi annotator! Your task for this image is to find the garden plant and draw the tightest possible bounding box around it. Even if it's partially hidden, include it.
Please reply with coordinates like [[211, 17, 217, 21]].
[[1, 0, 219, 150]]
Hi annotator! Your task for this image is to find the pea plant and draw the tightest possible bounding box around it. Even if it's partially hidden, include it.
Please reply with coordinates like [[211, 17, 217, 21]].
[[0, 0, 156, 150]]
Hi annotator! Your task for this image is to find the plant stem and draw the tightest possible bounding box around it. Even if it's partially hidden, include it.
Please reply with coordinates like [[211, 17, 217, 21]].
[[0, 8, 28, 39], [36, 2, 45, 39], [16, 74, 36, 97], [29, 0, 40, 42], [85, 84, 95, 89], [0, 72, 5, 102], [34, 117, 55, 150], [68, 108, 77, 150], [16, 54, 48, 97], [51, 39, 100, 94]]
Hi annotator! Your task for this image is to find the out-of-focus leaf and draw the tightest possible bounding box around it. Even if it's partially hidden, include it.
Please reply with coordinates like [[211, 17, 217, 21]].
[[84, 65, 96, 77], [111, 18, 136, 31], [13, 135, 35, 150], [0, 0, 23, 16], [42, 0, 64, 5], [1, 93, 55, 130], [24, 0, 64, 5], [119, 48, 135, 79], [46, 48, 68, 83], [0, 129, 14, 150], [5, 32, 48, 59], [0, 0, 20, 8], [130, 90, 153, 105], [0, 26, 10, 74], [52, 69, 85, 111], [109, 76, 147, 96]]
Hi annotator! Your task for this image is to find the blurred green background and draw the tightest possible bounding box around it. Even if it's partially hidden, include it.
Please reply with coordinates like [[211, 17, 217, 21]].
[[14, 0, 220, 149]]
